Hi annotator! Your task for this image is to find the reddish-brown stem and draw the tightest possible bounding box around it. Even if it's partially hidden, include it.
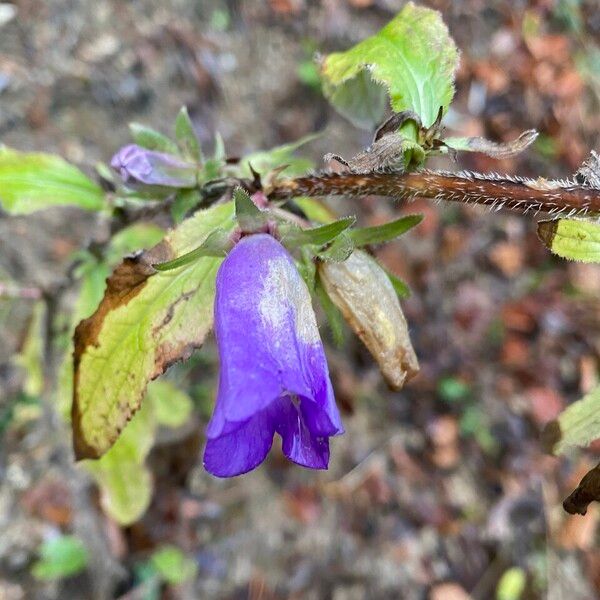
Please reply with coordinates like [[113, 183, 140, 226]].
[[268, 171, 600, 218]]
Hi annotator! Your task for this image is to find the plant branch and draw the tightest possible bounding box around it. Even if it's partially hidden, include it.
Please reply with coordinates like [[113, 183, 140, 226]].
[[268, 170, 600, 218]]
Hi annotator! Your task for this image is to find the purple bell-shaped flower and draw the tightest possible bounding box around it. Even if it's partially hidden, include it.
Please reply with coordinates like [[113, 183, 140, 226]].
[[204, 233, 344, 477]]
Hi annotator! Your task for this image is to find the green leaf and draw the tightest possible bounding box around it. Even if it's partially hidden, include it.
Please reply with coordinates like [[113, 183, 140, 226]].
[[0, 147, 105, 214], [72, 202, 235, 459], [537, 219, 600, 263], [175, 107, 202, 162], [151, 546, 197, 585], [107, 223, 166, 264], [32, 536, 88, 580], [129, 123, 179, 155], [543, 385, 600, 455], [281, 216, 356, 248], [83, 380, 192, 525], [349, 214, 423, 247], [171, 189, 202, 224], [238, 134, 318, 178], [322, 2, 459, 129], [84, 401, 154, 524], [153, 228, 231, 271], [147, 380, 192, 428]]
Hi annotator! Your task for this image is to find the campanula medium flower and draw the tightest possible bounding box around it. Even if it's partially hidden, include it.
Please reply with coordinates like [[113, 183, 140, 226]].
[[204, 233, 344, 477], [110, 144, 197, 188]]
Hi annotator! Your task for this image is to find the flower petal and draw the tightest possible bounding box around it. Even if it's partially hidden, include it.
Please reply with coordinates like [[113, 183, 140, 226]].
[[203, 408, 275, 477]]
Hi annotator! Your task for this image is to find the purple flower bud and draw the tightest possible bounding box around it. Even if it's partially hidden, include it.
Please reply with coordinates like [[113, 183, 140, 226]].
[[110, 144, 197, 188], [204, 234, 343, 477]]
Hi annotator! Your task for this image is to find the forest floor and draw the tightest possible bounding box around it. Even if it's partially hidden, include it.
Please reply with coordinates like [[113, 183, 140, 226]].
[[1, 1, 599, 598]]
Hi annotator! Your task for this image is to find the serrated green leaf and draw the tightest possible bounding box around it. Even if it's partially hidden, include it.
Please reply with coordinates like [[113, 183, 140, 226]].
[[537, 219, 600, 263], [322, 2, 459, 129], [349, 214, 423, 247], [73, 202, 235, 459], [129, 123, 179, 155], [151, 546, 197, 585], [32, 536, 88, 580], [323, 69, 387, 131], [175, 107, 202, 163], [543, 385, 600, 455], [0, 147, 105, 214], [148, 381, 192, 428], [281, 216, 355, 248]]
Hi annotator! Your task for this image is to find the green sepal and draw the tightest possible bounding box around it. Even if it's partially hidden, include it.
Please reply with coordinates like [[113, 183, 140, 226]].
[[349, 214, 423, 247], [317, 232, 355, 262], [281, 216, 356, 248], [385, 270, 411, 299], [234, 187, 269, 232], [152, 228, 232, 271], [315, 273, 345, 347]]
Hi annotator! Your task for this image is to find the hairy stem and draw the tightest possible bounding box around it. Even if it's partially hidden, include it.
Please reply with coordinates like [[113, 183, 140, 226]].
[[268, 170, 600, 218]]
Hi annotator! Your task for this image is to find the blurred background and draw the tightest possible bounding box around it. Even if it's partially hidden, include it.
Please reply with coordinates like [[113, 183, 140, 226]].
[[1, 1, 599, 598]]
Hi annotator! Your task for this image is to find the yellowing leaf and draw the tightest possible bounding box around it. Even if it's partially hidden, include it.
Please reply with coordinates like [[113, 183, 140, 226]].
[[537, 219, 600, 263], [318, 250, 419, 389], [73, 202, 235, 459], [57, 225, 165, 421], [0, 147, 104, 214], [322, 2, 459, 129]]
